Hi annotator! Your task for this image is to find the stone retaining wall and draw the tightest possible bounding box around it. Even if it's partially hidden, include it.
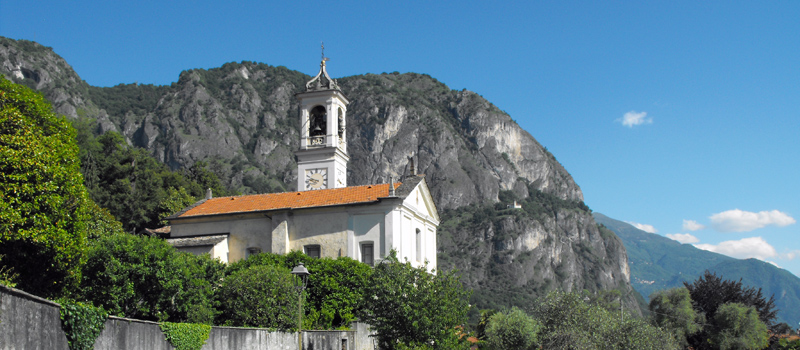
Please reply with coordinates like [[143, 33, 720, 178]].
[[0, 285, 374, 350]]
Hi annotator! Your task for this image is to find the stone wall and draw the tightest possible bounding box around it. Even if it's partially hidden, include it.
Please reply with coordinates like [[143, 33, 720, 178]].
[[0, 285, 374, 350], [0, 285, 69, 350], [93, 317, 174, 350]]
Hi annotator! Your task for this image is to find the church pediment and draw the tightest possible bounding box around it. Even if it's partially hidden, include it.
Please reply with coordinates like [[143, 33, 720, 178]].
[[398, 176, 439, 224]]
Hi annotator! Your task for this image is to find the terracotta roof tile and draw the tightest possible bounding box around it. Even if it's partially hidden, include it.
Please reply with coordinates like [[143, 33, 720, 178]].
[[176, 182, 402, 218]]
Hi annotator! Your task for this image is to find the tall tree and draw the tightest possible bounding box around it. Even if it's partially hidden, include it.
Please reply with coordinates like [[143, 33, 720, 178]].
[[358, 251, 472, 349], [710, 303, 769, 350], [684, 270, 778, 349], [0, 77, 91, 297], [649, 287, 703, 347], [684, 271, 777, 327], [73, 127, 228, 233]]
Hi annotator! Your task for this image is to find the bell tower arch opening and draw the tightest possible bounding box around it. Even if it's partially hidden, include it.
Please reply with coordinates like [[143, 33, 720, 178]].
[[295, 55, 350, 191]]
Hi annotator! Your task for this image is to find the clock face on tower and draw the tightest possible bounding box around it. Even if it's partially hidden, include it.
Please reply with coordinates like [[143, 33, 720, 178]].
[[305, 168, 328, 190]]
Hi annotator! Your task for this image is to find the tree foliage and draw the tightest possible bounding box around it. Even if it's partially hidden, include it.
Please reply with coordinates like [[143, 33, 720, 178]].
[[226, 250, 372, 330], [0, 77, 91, 297], [532, 291, 680, 350], [685, 270, 778, 349], [73, 124, 227, 233], [216, 264, 299, 330], [483, 307, 541, 350], [649, 287, 703, 347], [358, 251, 472, 350], [685, 270, 778, 328], [710, 303, 770, 350], [77, 233, 224, 323]]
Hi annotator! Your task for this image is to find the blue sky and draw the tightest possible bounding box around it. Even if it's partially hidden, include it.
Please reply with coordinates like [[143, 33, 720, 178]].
[[2, 1, 799, 277]]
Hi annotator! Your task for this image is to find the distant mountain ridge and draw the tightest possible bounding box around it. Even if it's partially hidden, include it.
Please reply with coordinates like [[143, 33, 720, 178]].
[[594, 212, 800, 326], [0, 37, 641, 314]]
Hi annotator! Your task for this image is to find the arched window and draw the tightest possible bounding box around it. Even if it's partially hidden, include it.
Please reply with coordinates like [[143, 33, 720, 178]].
[[416, 228, 422, 263], [310, 106, 326, 137], [337, 107, 345, 140]]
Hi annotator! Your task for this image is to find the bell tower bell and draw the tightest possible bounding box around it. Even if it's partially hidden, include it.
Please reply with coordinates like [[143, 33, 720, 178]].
[[295, 57, 349, 191]]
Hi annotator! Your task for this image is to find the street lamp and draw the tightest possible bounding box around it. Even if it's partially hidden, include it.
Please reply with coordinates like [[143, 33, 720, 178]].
[[291, 262, 310, 350]]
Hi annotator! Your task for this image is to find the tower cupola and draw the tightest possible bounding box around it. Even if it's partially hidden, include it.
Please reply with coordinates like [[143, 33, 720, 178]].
[[295, 52, 350, 191]]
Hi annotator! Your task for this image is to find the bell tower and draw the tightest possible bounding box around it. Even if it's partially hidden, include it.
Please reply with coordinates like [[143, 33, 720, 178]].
[[295, 54, 349, 191]]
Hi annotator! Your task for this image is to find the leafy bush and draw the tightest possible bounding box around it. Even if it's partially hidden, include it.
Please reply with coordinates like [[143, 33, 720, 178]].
[[358, 251, 472, 350], [533, 291, 680, 350], [226, 250, 372, 330], [216, 264, 299, 329], [57, 299, 108, 350], [78, 233, 223, 323], [684, 270, 778, 349], [649, 287, 703, 346], [159, 322, 211, 350], [483, 307, 541, 350], [710, 303, 769, 350], [0, 77, 91, 297]]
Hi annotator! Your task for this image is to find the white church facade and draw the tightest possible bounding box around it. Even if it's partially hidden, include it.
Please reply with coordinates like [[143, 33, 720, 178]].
[[167, 59, 440, 270]]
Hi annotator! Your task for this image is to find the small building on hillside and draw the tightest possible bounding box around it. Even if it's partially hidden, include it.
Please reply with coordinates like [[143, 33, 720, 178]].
[[166, 58, 439, 270]]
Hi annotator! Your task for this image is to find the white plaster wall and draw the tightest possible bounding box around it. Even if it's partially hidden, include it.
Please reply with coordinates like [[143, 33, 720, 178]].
[[351, 213, 383, 263], [170, 217, 271, 263], [289, 211, 349, 258]]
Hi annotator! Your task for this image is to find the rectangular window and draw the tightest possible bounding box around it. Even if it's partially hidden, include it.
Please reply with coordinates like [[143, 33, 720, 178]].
[[416, 228, 423, 263], [361, 243, 374, 266], [246, 247, 261, 259], [304, 245, 321, 259]]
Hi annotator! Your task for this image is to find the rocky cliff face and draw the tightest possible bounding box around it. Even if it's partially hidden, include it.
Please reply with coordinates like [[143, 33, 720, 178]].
[[0, 37, 640, 313]]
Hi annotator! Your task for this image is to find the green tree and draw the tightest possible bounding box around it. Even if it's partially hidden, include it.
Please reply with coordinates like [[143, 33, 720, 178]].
[[685, 271, 777, 328], [483, 307, 541, 350], [532, 291, 680, 350], [711, 303, 770, 350], [157, 186, 196, 226], [0, 77, 91, 297], [685, 271, 778, 349], [216, 264, 299, 330], [78, 233, 223, 323], [358, 251, 472, 349], [74, 128, 228, 233], [649, 287, 703, 347], [226, 250, 373, 330]]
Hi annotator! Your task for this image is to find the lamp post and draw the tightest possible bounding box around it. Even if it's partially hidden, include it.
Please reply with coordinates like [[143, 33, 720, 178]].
[[291, 262, 310, 350]]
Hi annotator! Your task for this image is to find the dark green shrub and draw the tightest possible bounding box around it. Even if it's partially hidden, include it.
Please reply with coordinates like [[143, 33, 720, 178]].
[[226, 251, 372, 330], [358, 251, 472, 349], [484, 307, 541, 350], [217, 264, 299, 329], [78, 233, 223, 323]]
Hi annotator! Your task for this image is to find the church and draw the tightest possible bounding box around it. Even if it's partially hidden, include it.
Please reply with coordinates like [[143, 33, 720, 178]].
[[166, 58, 440, 271]]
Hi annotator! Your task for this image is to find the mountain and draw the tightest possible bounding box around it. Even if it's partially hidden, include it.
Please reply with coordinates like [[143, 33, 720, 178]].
[[594, 212, 800, 326], [1, 36, 640, 315]]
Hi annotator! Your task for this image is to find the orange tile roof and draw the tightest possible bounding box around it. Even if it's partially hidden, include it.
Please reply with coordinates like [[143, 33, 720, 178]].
[[175, 182, 402, 219]]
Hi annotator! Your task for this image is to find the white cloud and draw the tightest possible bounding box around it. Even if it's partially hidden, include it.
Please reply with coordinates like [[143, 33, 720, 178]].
[[782, 250, 800, 260], [693, 237, 777, 260], [617, 111, 653, 127], [666, 233, 700, 244], [626, 221, 658, 233], [682, 220, 705, 231], [709, 209, 796, 232]]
